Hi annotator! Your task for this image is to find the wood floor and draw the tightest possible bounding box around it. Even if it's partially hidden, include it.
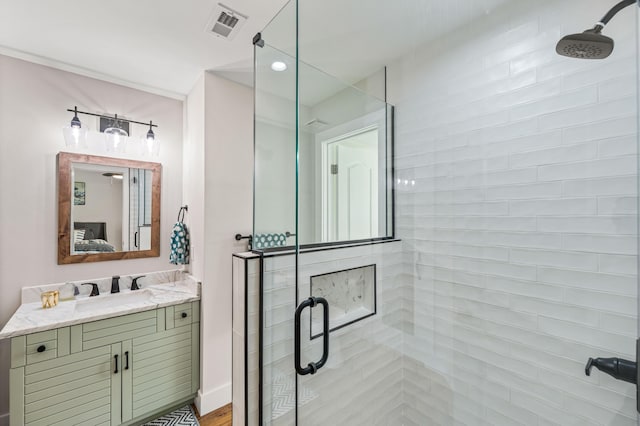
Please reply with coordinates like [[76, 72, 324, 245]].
[[194, 403, 232, 426]]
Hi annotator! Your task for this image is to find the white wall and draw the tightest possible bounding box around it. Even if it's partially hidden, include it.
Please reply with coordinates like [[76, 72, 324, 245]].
[[389, 0, 638, 424], [184, 71, 253, 414], [254, 119, 297, 236], [184, 75, 206, 284], [0, 54, 184, 423], [253, 90, 315, 243], [74, 169, 124, 250]]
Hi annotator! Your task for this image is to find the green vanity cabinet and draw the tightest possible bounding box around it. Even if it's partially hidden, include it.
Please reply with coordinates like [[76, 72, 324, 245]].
[[11, 345, 113, 425], [9, 302, 200, 426]]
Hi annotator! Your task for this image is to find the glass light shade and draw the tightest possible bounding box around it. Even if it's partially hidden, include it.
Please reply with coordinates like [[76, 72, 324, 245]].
[[104, 127, 128, 152], [140, 134, 160, 156], [62, 125, 88, 148]]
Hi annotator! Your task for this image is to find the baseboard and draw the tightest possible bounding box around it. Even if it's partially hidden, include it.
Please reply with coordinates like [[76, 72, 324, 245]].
[[195, 382, 232, 416], [0, 411, 9, 426]]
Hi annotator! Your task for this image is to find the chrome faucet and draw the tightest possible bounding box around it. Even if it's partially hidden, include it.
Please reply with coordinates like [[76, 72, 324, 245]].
[[111, 275, 120, 294]]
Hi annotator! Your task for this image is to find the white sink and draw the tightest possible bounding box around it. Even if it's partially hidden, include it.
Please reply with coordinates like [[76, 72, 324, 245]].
[[75, 289, 153, 313]]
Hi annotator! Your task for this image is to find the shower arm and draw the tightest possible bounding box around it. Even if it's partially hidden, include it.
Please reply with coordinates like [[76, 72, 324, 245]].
[[593, 0, 636, 32]]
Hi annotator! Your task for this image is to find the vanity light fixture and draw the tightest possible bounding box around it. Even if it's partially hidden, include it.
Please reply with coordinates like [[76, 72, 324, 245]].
[[62, 106, 88, 148], [271, 61, 287, 71], [63, 107, 159, 156], [104, 114, 128, 152], [70, 107, 82, 129], [145, 121, 155, 142], [141, 120, 160, 157]]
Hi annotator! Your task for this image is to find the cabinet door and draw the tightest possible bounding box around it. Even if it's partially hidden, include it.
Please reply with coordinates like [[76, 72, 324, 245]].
[[130, 324, 193, 419], [21, 345, 113, 426], [110, 343, 122, 426], [121, 340, 133, 423]]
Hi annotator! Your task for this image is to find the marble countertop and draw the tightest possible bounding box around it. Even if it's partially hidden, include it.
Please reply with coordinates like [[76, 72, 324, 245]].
[[0, 277, 200, 340]]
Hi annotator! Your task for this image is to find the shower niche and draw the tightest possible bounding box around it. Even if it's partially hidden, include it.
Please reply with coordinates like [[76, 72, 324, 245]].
[[309, 264, 376, 339]]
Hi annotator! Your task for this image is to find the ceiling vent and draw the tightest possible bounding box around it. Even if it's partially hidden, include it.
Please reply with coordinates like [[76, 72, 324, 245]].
[[206, 3, 248, 40], [304, 118, 329, 131]]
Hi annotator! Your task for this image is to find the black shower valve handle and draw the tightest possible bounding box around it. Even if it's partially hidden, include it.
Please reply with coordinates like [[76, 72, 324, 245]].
[[585, 357, 598, 376], [585, 356, 637, 384]]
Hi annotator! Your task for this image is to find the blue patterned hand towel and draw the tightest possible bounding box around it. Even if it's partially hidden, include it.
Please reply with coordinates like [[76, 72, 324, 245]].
[[170, 222, 190, 264]]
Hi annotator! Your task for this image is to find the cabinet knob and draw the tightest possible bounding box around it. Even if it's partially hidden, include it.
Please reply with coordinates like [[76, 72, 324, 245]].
[[37, 345, 46, 353], [181, 312, 187, 319]]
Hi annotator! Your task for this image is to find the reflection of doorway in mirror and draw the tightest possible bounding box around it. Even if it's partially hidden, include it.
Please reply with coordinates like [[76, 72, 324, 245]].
[[129, 168, 153, 251], [324, 128, 379, 241]]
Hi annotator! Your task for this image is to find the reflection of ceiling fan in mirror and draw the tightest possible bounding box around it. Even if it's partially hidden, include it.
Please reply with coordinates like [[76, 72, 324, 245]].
[[102, 172, 124, 180]]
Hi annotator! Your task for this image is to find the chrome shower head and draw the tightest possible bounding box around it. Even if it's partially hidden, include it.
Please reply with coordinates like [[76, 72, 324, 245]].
[[556, 30, 614, 59]]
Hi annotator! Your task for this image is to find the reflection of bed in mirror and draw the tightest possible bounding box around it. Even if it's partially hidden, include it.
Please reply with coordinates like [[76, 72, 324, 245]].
[[73, 222, 116, 253]]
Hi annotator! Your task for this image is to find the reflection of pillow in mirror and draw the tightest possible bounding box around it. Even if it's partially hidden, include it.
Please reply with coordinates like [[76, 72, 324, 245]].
[[84, 229, 95, 240], [73, 229, 85, 242]]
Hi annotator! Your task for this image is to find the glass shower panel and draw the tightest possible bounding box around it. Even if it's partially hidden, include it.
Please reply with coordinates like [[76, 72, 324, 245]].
[[253, 41, 297, 249], [260, 0, 296, 59], [253, 1, 298, 424], [294, 32, 400, 425], [261, 253, 298, 425], [295, 242, 405, 424], [297, 60, 393, 245]]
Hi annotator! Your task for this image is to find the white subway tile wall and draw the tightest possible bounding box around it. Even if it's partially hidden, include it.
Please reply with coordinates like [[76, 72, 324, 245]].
[[392, 0, 638, 424]]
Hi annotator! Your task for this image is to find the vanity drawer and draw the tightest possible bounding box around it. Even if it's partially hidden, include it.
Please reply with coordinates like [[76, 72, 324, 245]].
[[166, 302, 198, 329], [12, 330, 59, 367], [26, 330, 58, 364], [82, 310, 157, 350]]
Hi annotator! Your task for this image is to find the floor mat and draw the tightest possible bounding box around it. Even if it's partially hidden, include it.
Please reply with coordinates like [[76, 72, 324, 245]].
[[143, 405, 200, 426]]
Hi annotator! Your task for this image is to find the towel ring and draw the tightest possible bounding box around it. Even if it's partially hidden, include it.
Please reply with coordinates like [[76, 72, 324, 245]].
[[177, 205, 188, 222]]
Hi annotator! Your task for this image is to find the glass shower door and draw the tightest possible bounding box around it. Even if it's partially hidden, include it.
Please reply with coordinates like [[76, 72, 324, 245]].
[[291, 52, 399, 424], [253, 2, 298, 422], [255, 0, 640, 425]]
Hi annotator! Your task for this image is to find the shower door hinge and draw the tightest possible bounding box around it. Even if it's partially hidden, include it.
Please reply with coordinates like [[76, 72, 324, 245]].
[[253, 32, 264, 47], [331, 164, 338, 175]]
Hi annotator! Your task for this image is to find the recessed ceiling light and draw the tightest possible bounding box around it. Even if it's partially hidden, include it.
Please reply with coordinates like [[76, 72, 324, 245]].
[[271, 61, 287, 72]]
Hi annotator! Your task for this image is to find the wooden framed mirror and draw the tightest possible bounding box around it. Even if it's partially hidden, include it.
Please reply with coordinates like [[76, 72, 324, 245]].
[[57, 152, 161, 264]]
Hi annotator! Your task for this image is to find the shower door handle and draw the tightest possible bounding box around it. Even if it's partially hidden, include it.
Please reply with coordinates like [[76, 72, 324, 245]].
[[295, 296, 330, 375]]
